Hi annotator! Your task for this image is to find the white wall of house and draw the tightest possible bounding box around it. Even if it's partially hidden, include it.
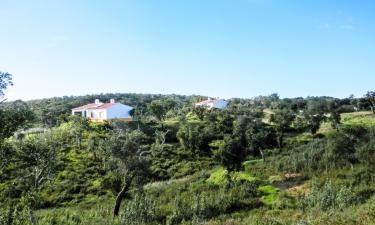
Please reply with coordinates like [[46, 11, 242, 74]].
[[72, 110, 86, 117], [196, 99, 228, 109], [86, 109, 107, 119], [212, 100, 228, 109], [106, 104, 133, 119], [72, 102, 133, 121]]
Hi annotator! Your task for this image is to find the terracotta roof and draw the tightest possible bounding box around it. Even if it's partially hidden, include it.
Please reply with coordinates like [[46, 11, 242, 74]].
[[72, 103, 116, 111], [95, 103, 116, 109]]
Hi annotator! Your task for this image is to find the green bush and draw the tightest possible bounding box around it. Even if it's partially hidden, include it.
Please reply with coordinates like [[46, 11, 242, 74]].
[[121, 194, 158, 225], [298, 181, 354, 211], [275, 139, 327, 173], [0, 207, 32, 225]]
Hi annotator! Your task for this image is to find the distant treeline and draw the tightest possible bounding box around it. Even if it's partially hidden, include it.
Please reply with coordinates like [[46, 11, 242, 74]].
[[11, 92, 373, 127]]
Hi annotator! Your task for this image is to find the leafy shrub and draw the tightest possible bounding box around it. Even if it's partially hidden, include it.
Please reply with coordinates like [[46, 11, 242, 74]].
[[355, 126, 375, 165], [257, 185, 280, 206], [254, 217, 284, 225], [166, 182, 260, 224], [276, 139, 327, 173], [206, 167, 259, 185], [298, 181, 355, 211], [0, 207, 31, 225], [177, 123, 215, 156], [338, 105, 356, 113], [121, 194, 157, 225], [206, 167, 229, 185]]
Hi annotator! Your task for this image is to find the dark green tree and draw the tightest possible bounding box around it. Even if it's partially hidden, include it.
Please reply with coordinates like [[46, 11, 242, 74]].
[[233, 115, 275, 160], [327, 100, 341, 130], [213, 136, 247, 171], [0, 73, 34, 141], [270, 109, 295, 148], [148, 98, 177, 128], [0, 71, 13, 100], [106, 129, 149, 217], [11, 133, 58, 224], [177, 123, 213, 156], [365, 91, 375, 113], [0, 101, 35, 140], [303, 99, 329, 134], [192, 106, 206, 120]]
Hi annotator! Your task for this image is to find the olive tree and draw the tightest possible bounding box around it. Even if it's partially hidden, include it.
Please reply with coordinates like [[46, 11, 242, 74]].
[[0, 101, 35, 140], [0, 71, 13, 101], [365, 91, 375, 113], [11, 133, 58, 224], [213, 135, 247, 171], [303, 99, 329, 134], [148, 98, 177, 126], [106, 129, 149, 217], [270, 109, 295, 148], [233, 115, 275, 161]]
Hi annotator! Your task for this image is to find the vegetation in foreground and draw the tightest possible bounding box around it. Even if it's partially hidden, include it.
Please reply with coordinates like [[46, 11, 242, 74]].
[[2, 71, 375, 224]]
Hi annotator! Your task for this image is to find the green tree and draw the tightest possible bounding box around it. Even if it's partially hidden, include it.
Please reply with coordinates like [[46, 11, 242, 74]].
[[0, 101, 35, 140], [233, 115, 275, 160], [327, 100, 341, 130], [0, 71, 13, 100], [68, 115, 91, 149], [270, 109, 295, 148], [365, 91, 375, 113], [0, 72, 34, 141], [149, 98, 176, 122], [302, 99, 329, 134], [106, 129, 149, 217], [149, 100, 165, 122], [213, 136, 247, 171], [11, 134, 58, 224], [192, 106, 206, 120], [177, 123, 213, 156]]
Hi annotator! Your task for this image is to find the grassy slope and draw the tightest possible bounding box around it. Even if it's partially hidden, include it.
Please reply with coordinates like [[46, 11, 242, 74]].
[[34, 111, 375, 225]]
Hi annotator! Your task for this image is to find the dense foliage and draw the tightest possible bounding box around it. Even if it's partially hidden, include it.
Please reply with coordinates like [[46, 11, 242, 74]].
[[2, 73, 375, 224]]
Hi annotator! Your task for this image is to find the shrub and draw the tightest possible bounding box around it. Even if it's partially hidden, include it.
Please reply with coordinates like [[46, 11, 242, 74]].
[[276, 139, 327, 173], [121, 193, 158, 225], [0, 207, 32, 225], [298, 181, 355, 211], [166, 181, 260, 224], [254, 217, 284, 225], [206, 167, 229, 185], [258, 185, 280, 206]]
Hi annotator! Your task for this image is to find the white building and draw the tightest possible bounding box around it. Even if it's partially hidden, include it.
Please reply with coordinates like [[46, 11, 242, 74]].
[[195, 98, 229, 109], [72, 99, 133, 122]]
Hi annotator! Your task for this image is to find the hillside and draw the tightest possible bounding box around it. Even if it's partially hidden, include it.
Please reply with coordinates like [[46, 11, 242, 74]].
[[2, 94, 375, 225]]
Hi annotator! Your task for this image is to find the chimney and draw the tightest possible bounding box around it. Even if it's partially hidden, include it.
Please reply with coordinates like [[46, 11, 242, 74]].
[[95, 99, 101, 105], [110, 99, 115, 104]]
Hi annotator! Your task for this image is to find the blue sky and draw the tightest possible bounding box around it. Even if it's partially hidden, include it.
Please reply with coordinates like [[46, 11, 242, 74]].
[[1, 0, 374, 100]]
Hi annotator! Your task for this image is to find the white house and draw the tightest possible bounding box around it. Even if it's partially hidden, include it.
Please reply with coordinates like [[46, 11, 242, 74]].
[[72, 99, 133, 122], [195, 98, 229, 109]]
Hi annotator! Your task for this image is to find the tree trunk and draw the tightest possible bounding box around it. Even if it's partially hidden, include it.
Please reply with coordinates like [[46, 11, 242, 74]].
[[260, 149, 265, 162], [277, 135, 283, 149], [113, 176, 133, 217], [29, 208, 37, 225]]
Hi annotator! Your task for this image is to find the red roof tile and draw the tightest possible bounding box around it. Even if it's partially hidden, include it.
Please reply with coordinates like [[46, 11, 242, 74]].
[[72, 103, 116, 110], [95, 103, 116, 109]]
